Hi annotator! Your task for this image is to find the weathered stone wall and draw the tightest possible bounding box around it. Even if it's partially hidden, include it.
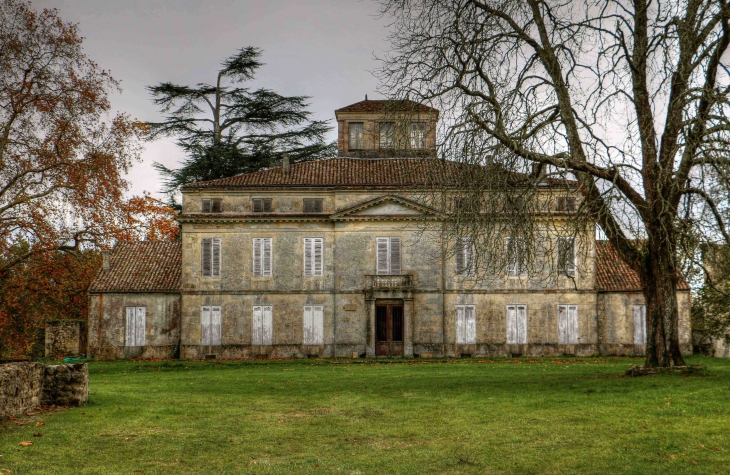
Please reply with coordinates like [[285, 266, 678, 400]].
[[87, 293, 180, 360], [45, 320, 85, 357], [0, 363, 88, 416]]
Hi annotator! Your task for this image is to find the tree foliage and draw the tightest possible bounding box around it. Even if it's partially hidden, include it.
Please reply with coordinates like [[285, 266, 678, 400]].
[[146, 47, 335, 199], [377, 0, 730, 367]]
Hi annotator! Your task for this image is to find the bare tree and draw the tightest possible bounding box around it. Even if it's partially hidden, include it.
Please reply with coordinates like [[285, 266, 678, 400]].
[[377, 0, 730, 368]]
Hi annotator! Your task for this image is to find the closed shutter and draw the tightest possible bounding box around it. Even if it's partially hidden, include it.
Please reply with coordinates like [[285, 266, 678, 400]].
[[126, 307, 135, 346], [390, 238, 402, 275], [465, 305, 476, 344], [506, 305, 517, 344], [303, 238, 313, 276], [634, 305, 647, 344], [303, 306, 324, 345], [456, 241, 465, 273], [211, 306, 222, 345], [252, 306, 263, 345], [507, 305, 527, 344], [202, 199, 212, 213], [506, 239, 517, 276], [517, 305, 527, 344], [253, 238, 262, 276], [377, 238, 389, 275], [212, 238, 221, 277], [211, 199, 222, 213], [262, 306, 273, 345], [202, 239, 212, 276], [262, 238, 272, 276], [201, 306, 211, 345], [313, 238, 323, 276], [558, 237, 576, 276], [558, 305, 578, 344], [135, 307, 146, 346], [456, 306, 466, 343]]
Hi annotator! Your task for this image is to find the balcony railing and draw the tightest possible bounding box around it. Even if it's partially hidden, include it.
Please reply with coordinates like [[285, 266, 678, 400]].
[[366, 274, 412, 289]]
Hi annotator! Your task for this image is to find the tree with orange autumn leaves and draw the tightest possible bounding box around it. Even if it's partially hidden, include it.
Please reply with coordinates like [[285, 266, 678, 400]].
[[0, 0, 177, 358]]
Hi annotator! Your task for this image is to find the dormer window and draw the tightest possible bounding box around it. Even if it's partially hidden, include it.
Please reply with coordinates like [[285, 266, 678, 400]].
[[410, 123, 426, 149], [379, 122, 395, 149], [253, 198, 273, 213], [349, 122, 364, 150], [202, 198, 222, 213], [303, 198, 323, 213]]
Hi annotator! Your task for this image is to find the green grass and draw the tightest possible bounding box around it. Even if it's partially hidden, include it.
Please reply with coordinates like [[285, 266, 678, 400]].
[[1, 356, 729, 474]]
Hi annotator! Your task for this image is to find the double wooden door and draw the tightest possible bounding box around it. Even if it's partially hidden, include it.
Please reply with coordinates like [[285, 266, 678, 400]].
[[375, 302, 404, 356]]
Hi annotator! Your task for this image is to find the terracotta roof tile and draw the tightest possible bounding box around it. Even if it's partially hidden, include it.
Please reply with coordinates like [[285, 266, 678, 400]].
[[89, 241, 181, 293], [335, 99, 438, 114], [595, 241, 689, 291], [185, 158, 575, 190]]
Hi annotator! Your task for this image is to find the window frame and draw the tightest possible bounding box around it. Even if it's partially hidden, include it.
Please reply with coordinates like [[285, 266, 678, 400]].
[[303, 237, 323, 276], [456, 237, 473, 275], [201, 238, 222, 277], [506, 304, 528, 344], [252, 237, 273, 277], [379, 122, 395, 149], [303, 305, 324, 345], [557, 236, 577, 277], [252, 198, 273, 213], [376, 237, 402, 275], [202, 198, 222, 213], [201, 306, 222, 346], [506, 237, 526, 276], [410, 122, 426, 149], [455, 305, 476, 344], [557, 304, 579, 344], [348, 122, 365, 150], [303, 198, 324, 213], [252, 305, 273, 345], [556, 196, 576, 212]]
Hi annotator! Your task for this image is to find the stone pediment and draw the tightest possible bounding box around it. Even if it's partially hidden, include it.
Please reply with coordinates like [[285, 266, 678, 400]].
[[331, 195, 442, 220]]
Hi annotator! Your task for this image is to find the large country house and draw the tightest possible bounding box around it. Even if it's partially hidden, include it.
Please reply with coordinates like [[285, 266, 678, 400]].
[[87, 99, 692, 360]]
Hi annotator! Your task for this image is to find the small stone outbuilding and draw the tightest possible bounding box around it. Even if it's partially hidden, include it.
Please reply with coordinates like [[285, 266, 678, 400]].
[[87, 241, 181, 359]]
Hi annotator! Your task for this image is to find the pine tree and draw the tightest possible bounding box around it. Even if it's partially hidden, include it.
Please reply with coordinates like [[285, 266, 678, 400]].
[[147, 47, 335, 201]]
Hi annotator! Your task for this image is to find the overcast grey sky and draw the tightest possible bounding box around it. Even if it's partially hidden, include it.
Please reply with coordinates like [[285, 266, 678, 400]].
[[33, 0, 390, 200]]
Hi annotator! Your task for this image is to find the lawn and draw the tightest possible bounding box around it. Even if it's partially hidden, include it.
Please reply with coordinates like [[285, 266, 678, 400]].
[[1, 356, 729, 474]]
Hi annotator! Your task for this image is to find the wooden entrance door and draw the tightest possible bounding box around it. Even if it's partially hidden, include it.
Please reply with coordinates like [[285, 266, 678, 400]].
[[375, 303, 404, 356]]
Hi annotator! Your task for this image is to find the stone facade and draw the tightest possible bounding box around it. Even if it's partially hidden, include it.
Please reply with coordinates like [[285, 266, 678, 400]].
[[0, 363, 89, 416], [45, 320, 86, 357]]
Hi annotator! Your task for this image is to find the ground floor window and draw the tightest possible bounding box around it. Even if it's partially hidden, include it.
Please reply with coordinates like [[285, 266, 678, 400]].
[[125, 307, 146, 347], [633, 304, 647, 344], [558, 305, 578, 344], [456, 305, 476, 344], [253, 306, 273, 345], [506, 305, 527, 344], [201, 306, 222, 345], [303, 306, 324, 345]]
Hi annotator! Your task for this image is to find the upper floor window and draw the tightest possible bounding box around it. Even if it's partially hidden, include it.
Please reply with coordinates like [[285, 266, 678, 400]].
[[202, 198, 222, 213], [201, 238, 221, 277], [557, 237, 576, 277], [506, 237, 526, 276], [556, 197, 576, 212], [456, 238, 473, 275], [253, 198, 272, 213], [303, 238, 323, 276], [377, 237, 402, 275], [303, 198, 323, 213], [410, 122, 426, 149], [506, 196, 525, 213], [349, 122, 365, 150], [253, 238, 273, 277], [379, 122, 395, 148]]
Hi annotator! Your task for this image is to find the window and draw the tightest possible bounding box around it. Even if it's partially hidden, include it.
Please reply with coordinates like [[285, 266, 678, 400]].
[[506, 196, 525, 212], [410, 122, 426, 149], [303, 238, 323, 276], [558, 305, 578, 344], [201, 238, 221, 277], [201, 306, 221, 346], [253, 238, 273, 277], [456, 238, 473, 275], [202, 198, 222, 213], [349, 122, 364, 149], [303, 306, 324, 345], [252, 306, 273, 345], [253, 198, 272, 213], [506, 237, 526, 276], [125, 307, 146, 347], [303, 198, 323, 213], [633, 304, 647, 344], [557, 237, 576, 277], [456, 305, 476, 344], [556, 197, 576, 212], [376, 237, 402, 275], [379, 122, 395, 148], [506, 305, 527, 344]]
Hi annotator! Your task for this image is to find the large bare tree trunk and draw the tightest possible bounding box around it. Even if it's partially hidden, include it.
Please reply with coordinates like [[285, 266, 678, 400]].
[[643, 231, 686, 368]]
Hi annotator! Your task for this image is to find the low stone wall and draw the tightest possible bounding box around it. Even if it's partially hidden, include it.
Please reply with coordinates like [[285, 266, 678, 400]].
[[0, 362, 89, 416]]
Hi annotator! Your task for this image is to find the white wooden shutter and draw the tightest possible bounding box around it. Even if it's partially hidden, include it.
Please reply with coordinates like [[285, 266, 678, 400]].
[[202, 239, 212, 276], [212, 238, 221, 277], [558, 305, 578, 344], [634, 305, 647, 344], [202, 199, 212, 213], [456, 240, 465, 274], [201, 306, 211, 345], [517, 305, 527, 344], [303, 238, 313, 276], [253, 238, 262, 276], [211, 306, 221, 345], [506, 305, 517, 344], [262, 238, 272, 276], [303, 306, 323, 345], [126, 307, 135, 346], [377, 238, 389, 275], [465, 306, 476, 344], [313, 239, 323, 276], [456, 306, 466, 343], [252, 306, 263, 345], [262, 306, 273, 345], [390, 238, 402, 275], [506, 239, 517, 276], [135, 307, 146, 346]]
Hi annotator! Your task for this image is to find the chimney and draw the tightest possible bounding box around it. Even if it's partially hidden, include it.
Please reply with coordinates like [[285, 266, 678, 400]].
[[102, 250, 111, 271], [282, 153, 290, 173]]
